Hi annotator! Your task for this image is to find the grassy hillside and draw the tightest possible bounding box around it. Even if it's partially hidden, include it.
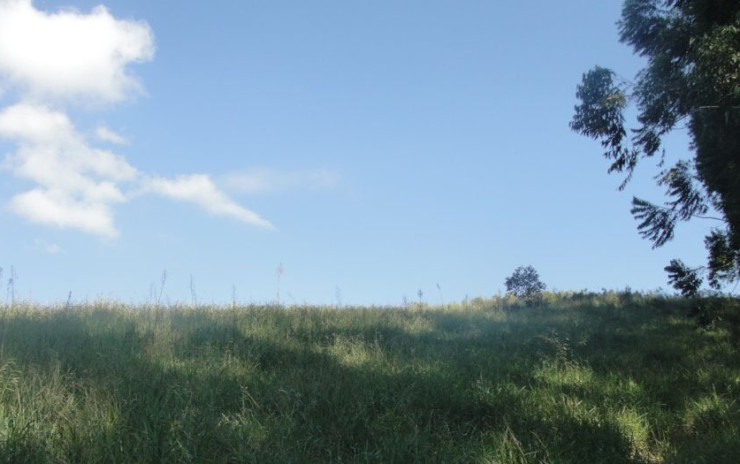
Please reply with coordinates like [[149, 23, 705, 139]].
[[0, 293, 739, 463]]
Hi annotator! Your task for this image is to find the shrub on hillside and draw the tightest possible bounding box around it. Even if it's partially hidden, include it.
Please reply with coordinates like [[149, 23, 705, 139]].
[[505, 265, 547, 307]]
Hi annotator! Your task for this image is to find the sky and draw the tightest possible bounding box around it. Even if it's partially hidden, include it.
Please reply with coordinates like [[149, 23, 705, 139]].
[[0, 0, 714, 306]]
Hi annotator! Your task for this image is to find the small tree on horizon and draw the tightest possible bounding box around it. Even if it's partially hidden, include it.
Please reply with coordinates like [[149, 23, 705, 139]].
[[505, 265, 547, 307]]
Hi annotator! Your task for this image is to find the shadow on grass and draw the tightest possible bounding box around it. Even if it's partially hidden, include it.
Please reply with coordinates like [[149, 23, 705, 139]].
[[0, 304, 738, 462]]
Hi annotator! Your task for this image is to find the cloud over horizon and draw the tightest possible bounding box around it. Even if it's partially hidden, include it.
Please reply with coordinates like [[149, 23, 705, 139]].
[[0, 0, 272, 237]]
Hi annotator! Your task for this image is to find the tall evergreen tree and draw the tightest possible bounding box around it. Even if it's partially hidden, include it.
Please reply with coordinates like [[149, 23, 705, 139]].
[[571, 0, 740, 296]]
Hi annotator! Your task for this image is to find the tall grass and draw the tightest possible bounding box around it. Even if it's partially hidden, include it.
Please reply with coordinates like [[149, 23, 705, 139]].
[[0, 294, 739, 463]]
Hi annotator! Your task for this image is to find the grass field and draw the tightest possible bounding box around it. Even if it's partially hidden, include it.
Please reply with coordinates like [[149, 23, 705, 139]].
[[1, 293, 739, 463]]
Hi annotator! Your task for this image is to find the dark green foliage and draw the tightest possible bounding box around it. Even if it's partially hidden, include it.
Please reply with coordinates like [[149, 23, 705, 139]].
[[571, 0, 740, 294], [705, 229, 740, 289], [504, 265, 547, 306], [665, 259, 703, 298], [631, 197, 676, 247], [571, 66, 639, 189], [658, 160, 710, 221], [663, 259, 713, 327]]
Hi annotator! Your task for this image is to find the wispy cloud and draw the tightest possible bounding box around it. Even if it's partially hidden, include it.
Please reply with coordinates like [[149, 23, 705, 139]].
[[95, 124, 128, 145], [144, 175, 274, 229], [223, 168, 341, 194], [0, 0, 271, 237]]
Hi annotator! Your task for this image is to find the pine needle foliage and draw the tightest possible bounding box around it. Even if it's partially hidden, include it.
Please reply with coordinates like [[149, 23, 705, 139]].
[[571, 0, 740, 296]]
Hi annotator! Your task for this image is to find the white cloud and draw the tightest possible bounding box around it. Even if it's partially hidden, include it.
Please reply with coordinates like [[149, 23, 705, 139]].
[[0, 103, 132, 237], [145, 175, 274, 229], [0, 103, 273, 236], [10, 188, 119, 237], [0, 0, 154, 104], [0, 104, 137, 183], [0, 1, 272, 237], [224, 168, 341, 194], [95, 124, 128, 145]]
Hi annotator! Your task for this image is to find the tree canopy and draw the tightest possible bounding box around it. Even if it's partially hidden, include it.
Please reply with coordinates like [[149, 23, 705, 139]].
[[571, 0, 740, 295], [505, 265, 547, 306]]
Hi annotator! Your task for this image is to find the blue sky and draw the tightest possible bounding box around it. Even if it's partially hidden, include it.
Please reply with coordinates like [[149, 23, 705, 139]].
[[0, 0, 711, 306]]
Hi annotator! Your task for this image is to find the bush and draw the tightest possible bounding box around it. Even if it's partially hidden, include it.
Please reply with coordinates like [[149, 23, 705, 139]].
[[504, 266, 547, 307]]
